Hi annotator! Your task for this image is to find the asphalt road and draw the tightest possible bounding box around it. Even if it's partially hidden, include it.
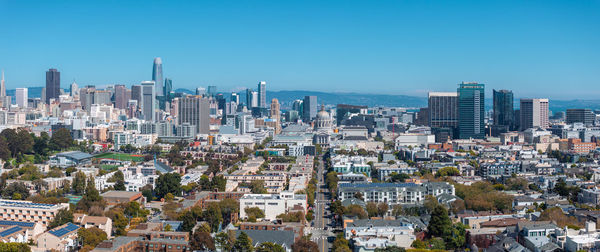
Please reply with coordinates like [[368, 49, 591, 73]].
[[312, 155, 333, 252]]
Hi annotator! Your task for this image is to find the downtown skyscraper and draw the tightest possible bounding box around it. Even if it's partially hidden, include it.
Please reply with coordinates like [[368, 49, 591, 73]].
[[141, 81, 156, 122], [458, 82, 485, 139], [152, 57, 164, 97], [303, 95, 317, 122], [177, 95, 210, 134], [492, 89, 514, 135], [45, 68, 60, 104], [520, 98, 549, 130], [258, 81, 266, 108]]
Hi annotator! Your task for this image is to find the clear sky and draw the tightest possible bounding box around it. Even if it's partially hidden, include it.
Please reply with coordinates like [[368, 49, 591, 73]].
[[0, 0, 598, 99]]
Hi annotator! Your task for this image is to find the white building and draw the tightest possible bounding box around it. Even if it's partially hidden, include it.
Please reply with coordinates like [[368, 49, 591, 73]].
[[394, 133, 435, 148], [239, 192, 307, 221], [15, 88, 27, 108]]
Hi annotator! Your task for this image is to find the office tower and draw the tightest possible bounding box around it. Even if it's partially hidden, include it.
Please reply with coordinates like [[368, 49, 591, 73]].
[[258, 81, 267, 108], [0, 70, 5, 97], [15, 88, 27, 108], [270, 98, 280, 121], [458, 82, 485, 139], [519, 98, 549, 130], [114, 85, 129, 109], [231, 92, 240, 104], [131, 85, 142, 106], [566, 109, 595, 125], [45, 68, 60, 104], [207, 86, 217, 97], [303, 96, 317, 122], [428, 92, 458, 128], [250, 91, 259, 108], [196, 87, 206, 96], [70, 81, 79, 98], [177, 96, 210, 134], [245, 88, 254, 108], [164, 78, 172, 101], [336, 104, 367, 126], [493, 90, 514, 128], [152, 58, 163, 97], [94, 90, 112, 105], [141, 81, 156, 122]]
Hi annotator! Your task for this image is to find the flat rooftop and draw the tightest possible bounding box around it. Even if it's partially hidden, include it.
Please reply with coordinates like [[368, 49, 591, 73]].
[[0, 200, 65, 210]]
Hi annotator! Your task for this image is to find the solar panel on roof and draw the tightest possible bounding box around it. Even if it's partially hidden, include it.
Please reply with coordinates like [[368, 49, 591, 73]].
[[0, 226, 22, 237], [0, 220, 35, 227], [49, 223, 79, 237]]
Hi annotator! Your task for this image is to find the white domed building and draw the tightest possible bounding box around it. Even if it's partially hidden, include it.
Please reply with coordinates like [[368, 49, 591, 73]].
[[313, 105, 333, 145]]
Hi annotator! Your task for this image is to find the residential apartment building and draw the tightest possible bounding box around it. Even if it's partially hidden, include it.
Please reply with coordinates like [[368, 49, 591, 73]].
[[0, 200, 69, 226], [239, 192, 307, 221], [337, 182, 455, 205]]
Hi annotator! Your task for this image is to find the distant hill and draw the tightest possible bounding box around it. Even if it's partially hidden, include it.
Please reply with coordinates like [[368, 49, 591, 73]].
[[12, 87, 600, 112]]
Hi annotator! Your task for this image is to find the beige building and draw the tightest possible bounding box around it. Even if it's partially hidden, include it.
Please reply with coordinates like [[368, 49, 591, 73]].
[[0, 200, 69, 226], [36, 223, 79, 252], [74, 214, 113, 237]]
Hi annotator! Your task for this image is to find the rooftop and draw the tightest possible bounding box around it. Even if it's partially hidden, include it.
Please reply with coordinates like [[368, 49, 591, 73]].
[[49, 223, 79, 238], [56, 151, 93, 161], [0, 200, 65, 210]]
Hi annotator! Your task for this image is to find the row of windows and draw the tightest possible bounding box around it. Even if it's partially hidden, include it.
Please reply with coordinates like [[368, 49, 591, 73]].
[[2, 209, 53, 215]]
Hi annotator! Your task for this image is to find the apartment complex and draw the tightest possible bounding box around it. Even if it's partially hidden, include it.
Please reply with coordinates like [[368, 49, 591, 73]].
[[0, 200, 69, 225]]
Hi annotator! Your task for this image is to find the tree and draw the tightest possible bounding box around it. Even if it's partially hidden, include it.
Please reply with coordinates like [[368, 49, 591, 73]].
[[424, 195, 440, 214], [374, 246, 406, 252], [366, 202, 378, 218], [445, 223, 468, 249], [411, 239, 426, 249], [72, 172, 87, 195], [205, 203, 223, 232], [105, 208, 128, 236], [190, 230, 216, 251], [250, 180, 268, 194], [219, 198, 240, 225], [2, 182, 30, 199], [155, 173, 182, 199], [78, 227, 107, 247], [345, 204, 368, 219], [180, 210, 198, 233], [216, 232, 234, 252], [539, 206, 582, 228], [113, 179, 126, 191], [0, 242, 31, 251], [49, 208, 73, 229], [245, 207, 265, 222], [428, 205, 451, 238], [233, 232, 254, 252], [435, 167, 460, 177], [0, 136, 11, 160], [292, 238, 319, 252], [332, 234, 351, 252], [377, 202, 389, 217], [256, 242, 285, 252], [49, 128, 73, 150]]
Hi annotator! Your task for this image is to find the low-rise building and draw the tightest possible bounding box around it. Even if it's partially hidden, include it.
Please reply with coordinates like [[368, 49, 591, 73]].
[[0, 200, 69, 226], [239, 192, 307, 221], [36, 223, 79, 252]]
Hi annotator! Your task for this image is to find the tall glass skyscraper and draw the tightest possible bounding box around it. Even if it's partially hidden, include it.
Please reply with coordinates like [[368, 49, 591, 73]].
[[458, 82, 485, 139], [164, 78, 172, 102], [141, 81, 156, 122], [258, 81, 267, 108], [45, 68, 60, 104], [152, 57, 163, 97], [493, 89, 514, 130]]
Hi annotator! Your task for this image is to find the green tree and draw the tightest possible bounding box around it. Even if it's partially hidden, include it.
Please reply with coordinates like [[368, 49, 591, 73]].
[[233, 232, 254, 252], [2, 182, 30, 199], [374, 246, 406, 252], [155, 173, 182, 199], [113, 179, 126, 191], [366, 202, 378, 218], [435, 166, 460, 177], [256, 242, 285, 252], [332, 234, 351, 252], [48, 208, 73, 229], [411, 239, 426, 249], [0, 242, 31, 251], [250, 180, 268, 194], [180, 210, 198, 233], [445, 223, 468, 249], [78, 227, 108, 247], [244, 207, 265, 222], [427, 205, 451, 237], [205, 203, 223, 232], [216, 232, 234, 252], [49, 128, 73, 150], [0, 136, 11, 160], [72, 172, 87, 195]]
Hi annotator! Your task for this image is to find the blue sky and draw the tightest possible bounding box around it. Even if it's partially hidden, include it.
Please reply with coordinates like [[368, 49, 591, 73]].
[[0, 0, 598, 99]]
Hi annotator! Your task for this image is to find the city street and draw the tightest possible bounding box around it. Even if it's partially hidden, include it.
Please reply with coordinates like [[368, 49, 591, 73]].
[[312, 155, 334, 252]]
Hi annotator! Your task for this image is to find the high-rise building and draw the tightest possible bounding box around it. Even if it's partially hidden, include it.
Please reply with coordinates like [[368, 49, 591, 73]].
[[566, 109, 595, 125], [458, 82, 485, 139], [428, 92, 458, 129], [141, 81, 156, 122], [336, 104, 367, 126], [0, 70, 5, 97], [15, 88, 27, 108], [493, 90, 514, 128], [45, 68, 61, 104], [177, 95, 210, 134], [303, 96, 317, 122], [207, 86, 217, 97], [271, 98, 281, 134], [152, 58, 164, 97], [519, 98, 549, 130], [131, 85, 142, 106], [258, 81, 267, 108], [164, 78, 172, 98], [231, 92, 240, 104], [245, 89, 254, 108], [114, 85, 129, 109], [196, 87, 206, 96], [70, 81, 79, 99], [250, 91, 259, 108]]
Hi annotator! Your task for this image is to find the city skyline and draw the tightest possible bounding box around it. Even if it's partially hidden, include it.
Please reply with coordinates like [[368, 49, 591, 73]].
[[0, 1, 598, 99]]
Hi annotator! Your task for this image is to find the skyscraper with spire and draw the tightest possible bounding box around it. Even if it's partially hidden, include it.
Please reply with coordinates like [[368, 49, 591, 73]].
[[152, 57, 164, 97]]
